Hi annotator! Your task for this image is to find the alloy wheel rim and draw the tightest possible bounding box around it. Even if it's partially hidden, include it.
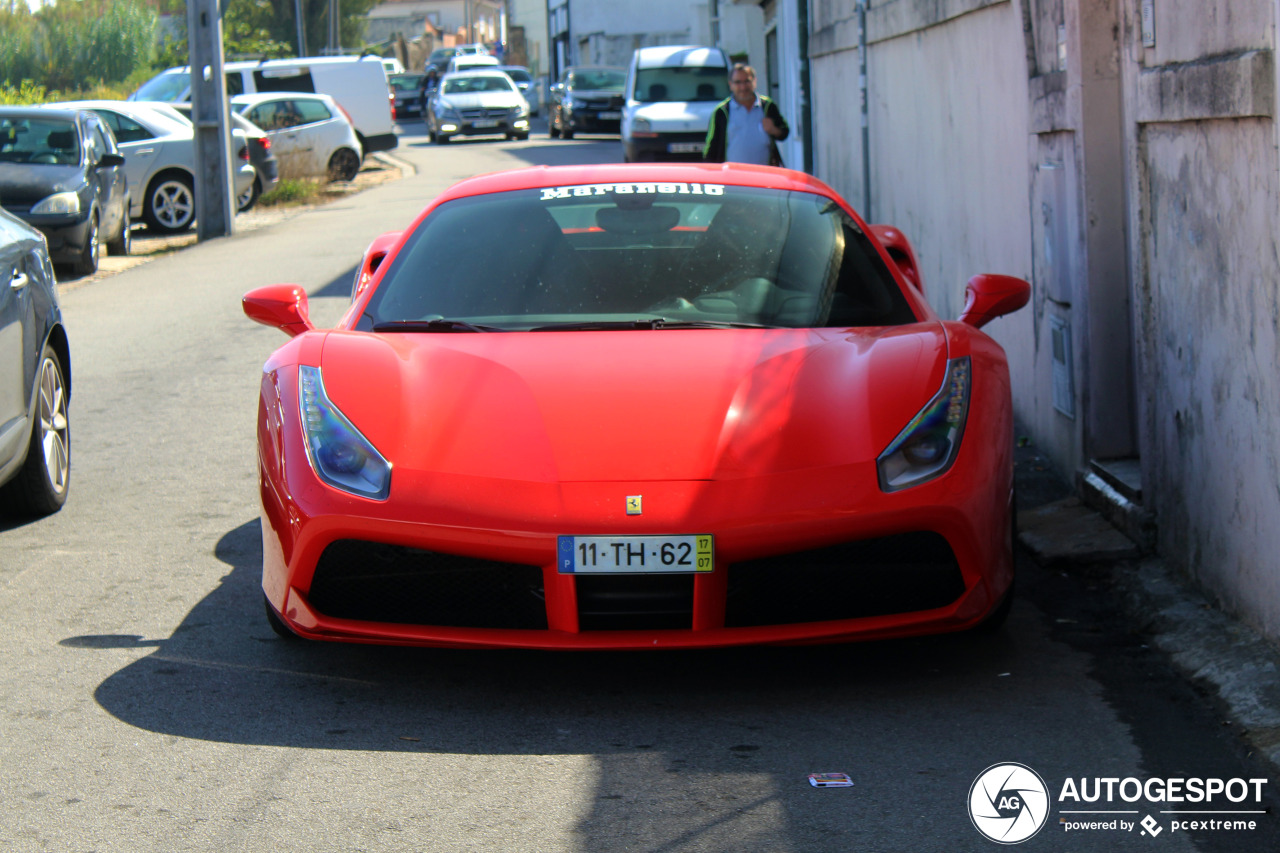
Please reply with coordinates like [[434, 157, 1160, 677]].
[[154, 182, 194, 229], [37, 356, 69, 495]]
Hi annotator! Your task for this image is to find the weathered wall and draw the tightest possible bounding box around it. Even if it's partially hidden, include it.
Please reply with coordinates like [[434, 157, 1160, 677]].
[[1121, 0, 1280, 636], [810, 0, 1037, 405]]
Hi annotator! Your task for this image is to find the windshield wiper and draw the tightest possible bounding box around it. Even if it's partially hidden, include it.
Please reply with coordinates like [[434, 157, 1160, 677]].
[[530, 318, 773, 331], [372, 319, 505, 333]]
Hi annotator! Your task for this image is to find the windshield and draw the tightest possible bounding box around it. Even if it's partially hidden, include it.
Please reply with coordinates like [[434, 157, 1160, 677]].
[[131, 70, 190, 102], [634, 67, 729, 102], [442, 75, 514, 94], [360, 184, 917, 331], [573, 69, 626, 91], [0, 118, 80, 165]]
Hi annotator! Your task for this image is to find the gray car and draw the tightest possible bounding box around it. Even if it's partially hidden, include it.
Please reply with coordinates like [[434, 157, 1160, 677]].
[[0, 208, 70, 516]]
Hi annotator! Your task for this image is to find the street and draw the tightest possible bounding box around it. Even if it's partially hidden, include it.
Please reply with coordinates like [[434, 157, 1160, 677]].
[[1, 117, 1277, 852]]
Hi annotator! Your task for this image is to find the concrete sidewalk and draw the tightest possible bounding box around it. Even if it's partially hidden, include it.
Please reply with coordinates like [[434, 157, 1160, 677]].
[[1015, 446, 1280, 773]]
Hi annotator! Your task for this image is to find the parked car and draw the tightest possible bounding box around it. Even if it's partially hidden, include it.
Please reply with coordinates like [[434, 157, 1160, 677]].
[[241, 162, 1030, 647], [49, 100, 256, 232], [446, 54, 501, 76], [426, 44, 488, 72], [162, 102, 281, 211], [388, 72, 427, 120], [493, 65, 541, 116], [622, 45, 731, 162], [426, 71, 530, 144], [131, 55, 397, 155], [231, 93, 363, 182], [0, 107, 129, 275], [0, 208, 70, 516], [549, 65, 627, 138]]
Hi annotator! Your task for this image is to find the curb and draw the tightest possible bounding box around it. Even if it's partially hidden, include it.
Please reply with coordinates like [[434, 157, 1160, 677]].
[[1018, 498, 1280, 774]]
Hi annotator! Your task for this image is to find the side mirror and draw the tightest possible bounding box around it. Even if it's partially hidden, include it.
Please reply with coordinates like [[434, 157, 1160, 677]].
[[97, 153, 126, 169], [243, 284, 314, 337], [958, 274, 1030, 329]]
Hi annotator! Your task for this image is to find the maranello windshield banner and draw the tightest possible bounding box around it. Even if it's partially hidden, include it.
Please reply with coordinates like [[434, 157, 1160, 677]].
[[967, 762, 1270, 844]]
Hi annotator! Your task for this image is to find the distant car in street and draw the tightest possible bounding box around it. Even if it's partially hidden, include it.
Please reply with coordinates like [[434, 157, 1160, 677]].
[[549, 66, 627, 138], [388, 72, 427, 120], [48, 99, 256, 232], [161, 102, 280, 211], [493, 65, 541, 116], [0, 207, 71, 516], [425, 44, 488, 72], [0, 107, 129, 275], [426, 71, 531, 144], [231, 92, 363, 182]]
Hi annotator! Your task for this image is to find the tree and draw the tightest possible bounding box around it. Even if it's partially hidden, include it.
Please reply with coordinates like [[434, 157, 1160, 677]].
[[0, 0, 156, 91]]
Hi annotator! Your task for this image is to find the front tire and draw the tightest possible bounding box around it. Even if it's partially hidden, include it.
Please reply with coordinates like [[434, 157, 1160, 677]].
[[144, 173, 195, 233], [0, 345, 70, 516], [237, 177, 262, 212], [71, 213, 99, 276], [265, 595, 300, 640], [106, 208, 131, 256], [328, 148, 361, 182]]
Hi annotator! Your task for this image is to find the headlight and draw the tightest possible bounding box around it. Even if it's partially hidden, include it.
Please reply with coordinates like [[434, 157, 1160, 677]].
[[877, 357, 970, 492], [569, 97, 588, 109], [437, 101, 460, 119], [632, 117, 652, 134], [298, 365, 391, 500], [31, 192, 81, 216]]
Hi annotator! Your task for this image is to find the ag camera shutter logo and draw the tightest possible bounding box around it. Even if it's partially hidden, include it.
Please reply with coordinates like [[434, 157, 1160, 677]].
[[969, 762, 1050, 844]]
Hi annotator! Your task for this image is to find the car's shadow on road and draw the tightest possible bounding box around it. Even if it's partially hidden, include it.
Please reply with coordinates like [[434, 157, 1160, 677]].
[[67, 517, 1031, 756]]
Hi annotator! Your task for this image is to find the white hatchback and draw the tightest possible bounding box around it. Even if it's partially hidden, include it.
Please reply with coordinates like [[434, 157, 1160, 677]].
[[47, 99, 257, 233], [231, 92, 363, 182]]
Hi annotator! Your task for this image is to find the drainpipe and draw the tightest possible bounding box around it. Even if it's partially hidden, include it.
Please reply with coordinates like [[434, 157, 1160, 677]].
[[799, 0, 813, 173], [858, 1, 870, 218]]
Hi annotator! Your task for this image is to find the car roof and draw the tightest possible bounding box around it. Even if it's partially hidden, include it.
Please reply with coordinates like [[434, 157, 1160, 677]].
[[0, 106, 86, 121], [231, 91, 335, 105], [633, 45, 728, 68]]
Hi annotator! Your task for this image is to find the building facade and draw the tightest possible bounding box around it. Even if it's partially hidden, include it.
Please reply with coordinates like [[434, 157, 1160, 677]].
[[806, 0, 1280, 642]]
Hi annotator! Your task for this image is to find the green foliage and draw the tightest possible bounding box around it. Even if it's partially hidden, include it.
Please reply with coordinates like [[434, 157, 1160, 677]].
[[0, 0, 157, 91], [0, 79, 50, 106]]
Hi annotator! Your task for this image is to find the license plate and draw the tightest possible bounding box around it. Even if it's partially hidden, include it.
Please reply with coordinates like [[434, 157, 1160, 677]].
[[599, 111, 621, 119], [558, 535, 713, 574], [668, 141, 702, 153], [473, 119, 500, 128]]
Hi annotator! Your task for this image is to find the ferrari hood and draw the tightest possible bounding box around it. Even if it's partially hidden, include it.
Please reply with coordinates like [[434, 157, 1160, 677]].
[[316, 327, 949, 483]]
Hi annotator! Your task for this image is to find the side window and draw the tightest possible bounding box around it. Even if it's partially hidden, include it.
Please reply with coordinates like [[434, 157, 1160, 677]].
[[253, 68, 317, 94], [103, 113, 152, 144], [224, 73, 246, 97], [294, 99, 333, 126]]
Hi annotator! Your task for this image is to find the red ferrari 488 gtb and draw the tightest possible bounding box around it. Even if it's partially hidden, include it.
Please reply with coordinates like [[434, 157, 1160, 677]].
[[243, 163, 1030, 649]]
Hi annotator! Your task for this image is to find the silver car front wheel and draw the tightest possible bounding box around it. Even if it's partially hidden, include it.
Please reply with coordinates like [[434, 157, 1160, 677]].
[[145, 173, 196, 233]]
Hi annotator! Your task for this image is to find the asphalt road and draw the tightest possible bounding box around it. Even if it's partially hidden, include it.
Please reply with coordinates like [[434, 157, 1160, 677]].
[[1, 118, 1276, 852]]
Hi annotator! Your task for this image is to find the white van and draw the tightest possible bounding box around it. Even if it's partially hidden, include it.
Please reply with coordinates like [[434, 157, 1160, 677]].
[[446, 54, 501, 75], [131, 56, 397, 154], [621, 45, 730, 162]]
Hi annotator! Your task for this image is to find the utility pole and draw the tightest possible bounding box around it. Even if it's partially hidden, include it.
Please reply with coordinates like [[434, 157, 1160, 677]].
[[187, 0, 235, 240]]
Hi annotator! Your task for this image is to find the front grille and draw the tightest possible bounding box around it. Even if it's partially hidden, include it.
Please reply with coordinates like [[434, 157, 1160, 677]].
[[458, 107, 511, 120], [308, 540, 547, 629], [577, 574, 695, 631], [725, 532, 965, 627]]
